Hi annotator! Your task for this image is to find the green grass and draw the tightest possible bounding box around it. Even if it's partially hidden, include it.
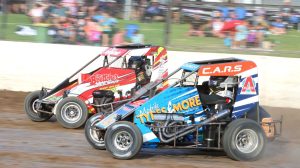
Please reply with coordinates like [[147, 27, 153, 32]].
[[1, 14, 300, 58]]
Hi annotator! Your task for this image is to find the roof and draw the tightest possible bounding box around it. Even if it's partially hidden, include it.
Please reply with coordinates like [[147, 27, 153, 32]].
[[114, 44, 153, 49], [101, 45, 156, 57]]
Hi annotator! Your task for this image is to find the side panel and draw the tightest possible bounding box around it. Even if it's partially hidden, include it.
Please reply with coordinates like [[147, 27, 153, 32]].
[[232, 67, 259, 118], [149, 47, 169, 90], [72, 67, 136, 103], [133, 87, 203, 143], [196, 60, 259, 119]]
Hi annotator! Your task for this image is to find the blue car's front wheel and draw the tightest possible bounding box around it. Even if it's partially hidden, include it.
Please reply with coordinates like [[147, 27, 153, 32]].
[[85, 113, 106, 150], [105, 121, 143, 160]]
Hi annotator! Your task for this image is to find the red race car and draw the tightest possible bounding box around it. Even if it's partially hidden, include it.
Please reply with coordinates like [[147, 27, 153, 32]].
[[24, 45, 169, 128]]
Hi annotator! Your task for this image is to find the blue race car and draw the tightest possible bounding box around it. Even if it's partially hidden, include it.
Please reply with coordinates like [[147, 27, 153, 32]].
[[85, 58, 282, 161]]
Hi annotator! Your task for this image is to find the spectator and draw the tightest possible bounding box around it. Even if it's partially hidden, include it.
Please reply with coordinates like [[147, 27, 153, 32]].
[[112, 28, 128, 46], [76, 6, 88, 20], [289, 12, 300, 29], [284, 0, 291, 6], [131, 30, 144, 44], [212, 17, 225, 38], [100, 11, 118, 46], [270, 17, 286, 35], [232, 21, 248, 49], [76, 26, 87, 45], [28, 3, 46, 24], [142, 0, 163, 22], [84, 17, 102, 45], [52, 22, 69, 44], [62, 0, 77, 16], [224, 33, 232, 47], [188, 15, 203, 36], [92, 10, 104, 22], [225, 11, 237, 21], [51, 2, 70, 22]]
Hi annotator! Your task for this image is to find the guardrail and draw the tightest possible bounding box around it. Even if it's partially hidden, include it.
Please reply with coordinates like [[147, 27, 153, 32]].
[[0, 41, 299, 109]]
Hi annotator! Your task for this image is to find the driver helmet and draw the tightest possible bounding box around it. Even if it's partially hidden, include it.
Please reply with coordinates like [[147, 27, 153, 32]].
[[128, 56, 145, 70], [208, 76, 227, 89]]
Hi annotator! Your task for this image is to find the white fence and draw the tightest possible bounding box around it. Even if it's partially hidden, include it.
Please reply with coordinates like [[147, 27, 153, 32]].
[[1, 41, 300, 109]]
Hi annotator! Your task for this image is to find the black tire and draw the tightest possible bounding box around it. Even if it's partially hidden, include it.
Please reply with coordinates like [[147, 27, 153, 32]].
[[55, 97, 88, 129], [104, 121, 143, 160], [24, 90, 52, 122], [85, 113, 106, 150], [223, 118, 266, 161]]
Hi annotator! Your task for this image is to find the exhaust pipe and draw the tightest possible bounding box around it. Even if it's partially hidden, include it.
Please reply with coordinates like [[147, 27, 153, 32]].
[[153, 113, 185, 122], [158, 109, 230, 143]]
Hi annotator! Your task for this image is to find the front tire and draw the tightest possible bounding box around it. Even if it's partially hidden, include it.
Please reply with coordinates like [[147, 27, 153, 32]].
[[56, 97, 88, 129], [223, 118, 266, 161], [85, 113, 106, 150], [105, 121, 143, 160], [24, 90, 52, 122]]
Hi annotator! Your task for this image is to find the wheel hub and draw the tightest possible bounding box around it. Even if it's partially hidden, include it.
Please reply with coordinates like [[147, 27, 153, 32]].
[[61, 102, 82, 123], [114, 131, 133, 151], [236, 129, 259, 153]]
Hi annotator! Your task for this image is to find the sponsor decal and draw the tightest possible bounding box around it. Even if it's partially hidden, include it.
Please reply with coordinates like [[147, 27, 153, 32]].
[[198, 61, 256, 76], [240, 76, 257, 95], [103, 48, 128, 57], [202, 65, 242, 75], [135, 95, 201, 123], [181, 63, 200, 72], [90, 74, 118, 85]]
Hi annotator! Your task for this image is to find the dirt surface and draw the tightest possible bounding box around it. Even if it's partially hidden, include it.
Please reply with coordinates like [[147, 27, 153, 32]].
[[0, 90, 299, 168]]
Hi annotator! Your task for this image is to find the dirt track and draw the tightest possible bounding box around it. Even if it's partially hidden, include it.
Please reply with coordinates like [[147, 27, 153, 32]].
[[0, 90, 299, 168]]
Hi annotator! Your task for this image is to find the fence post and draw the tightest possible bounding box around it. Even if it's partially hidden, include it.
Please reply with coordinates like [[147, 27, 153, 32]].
[[164, 0, 172, 46], [124, 0, 132, 20], [0, 0, 7, 40]]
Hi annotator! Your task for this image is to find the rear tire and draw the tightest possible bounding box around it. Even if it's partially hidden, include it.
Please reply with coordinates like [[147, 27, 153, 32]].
[[24, 90, 52, 122], [223, 118, 266, 161], [85, 113, 106, 150], [105, 121, 143, 160], [56, 97, 88, 129]]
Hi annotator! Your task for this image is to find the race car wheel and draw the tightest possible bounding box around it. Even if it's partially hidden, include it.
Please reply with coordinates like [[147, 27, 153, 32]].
[[56, 97, 88, 129], [223, 118, 266, 161], [85, 113, 106, 150], [105, 121, 143, 160], [24, 90, 52, 122]]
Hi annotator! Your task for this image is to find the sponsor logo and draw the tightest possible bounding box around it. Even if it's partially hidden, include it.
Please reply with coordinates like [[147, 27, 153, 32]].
[[90, 74, 118, 85], [240, 76, 257, 95], [181, 63, 200, 71], [202, 65, 242, 75], [90, 72, 134, 86], [136, 95, 201, 123], [103, 48, 127, 57]]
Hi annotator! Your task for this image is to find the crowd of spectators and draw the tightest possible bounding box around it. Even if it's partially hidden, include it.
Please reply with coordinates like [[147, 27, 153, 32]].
[[188, 7, 300, 49], [5, 0, 300, 49], [25, 0, 145, 46]]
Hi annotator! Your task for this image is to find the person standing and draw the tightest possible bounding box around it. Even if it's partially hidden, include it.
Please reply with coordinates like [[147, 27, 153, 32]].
[[131, 29, 144, 44]]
